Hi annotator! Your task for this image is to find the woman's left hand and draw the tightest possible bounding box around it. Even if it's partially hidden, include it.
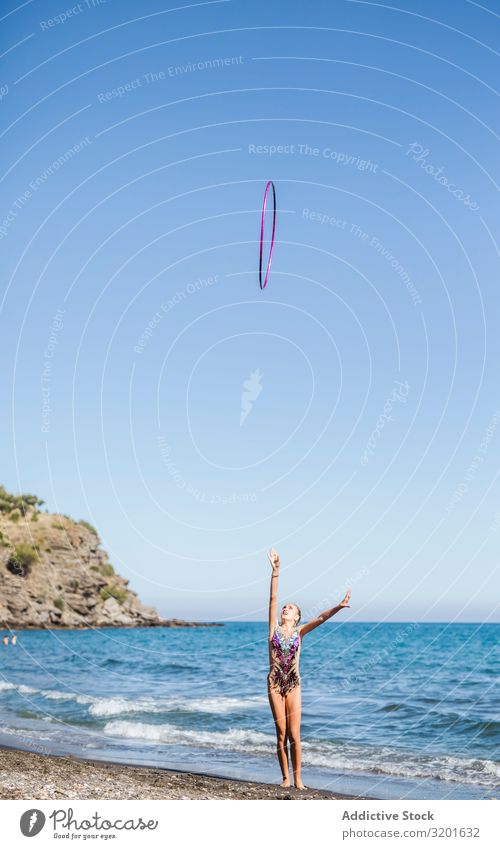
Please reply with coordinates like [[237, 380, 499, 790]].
[[339, 589, 352, 608]]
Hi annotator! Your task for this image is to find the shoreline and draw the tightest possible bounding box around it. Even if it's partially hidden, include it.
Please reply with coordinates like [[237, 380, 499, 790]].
[[0, 743, 376, 800]]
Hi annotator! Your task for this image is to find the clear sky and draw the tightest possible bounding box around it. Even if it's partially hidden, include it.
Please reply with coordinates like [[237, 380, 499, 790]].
[[1, 0, 499, 622]]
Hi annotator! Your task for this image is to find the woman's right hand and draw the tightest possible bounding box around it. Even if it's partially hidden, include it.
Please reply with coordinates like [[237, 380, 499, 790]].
[[268, 547, 280, 572]]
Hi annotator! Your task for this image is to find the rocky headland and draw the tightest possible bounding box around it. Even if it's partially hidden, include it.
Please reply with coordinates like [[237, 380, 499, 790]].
[[0, 485, 220, 630]]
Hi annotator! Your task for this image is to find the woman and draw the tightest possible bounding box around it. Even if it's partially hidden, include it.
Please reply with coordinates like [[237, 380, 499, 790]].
[[267, 546, 351, 790]]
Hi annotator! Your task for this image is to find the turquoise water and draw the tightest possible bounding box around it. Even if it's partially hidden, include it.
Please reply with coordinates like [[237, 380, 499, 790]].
[[0, 623, 498, 799]]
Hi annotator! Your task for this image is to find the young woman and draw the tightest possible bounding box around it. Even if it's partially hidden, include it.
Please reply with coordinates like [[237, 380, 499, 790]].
[[267, 547, 351, 790]]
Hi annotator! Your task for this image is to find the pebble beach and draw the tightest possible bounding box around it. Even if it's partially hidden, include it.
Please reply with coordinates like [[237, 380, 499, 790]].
[[0, 745, 373, 800]]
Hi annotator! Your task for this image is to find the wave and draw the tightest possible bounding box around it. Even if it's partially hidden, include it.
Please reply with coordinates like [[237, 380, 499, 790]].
[[0, 681, 39, 695], [0, 681, 95, 705], [377, 701, 500, 739], [88, 694, 267, 717], [0, 679, 266, 718], [102, 658, 193, 672], [0, 724, 53, 743], [104, 720, 274, 752], [102, 720, 500, 789]]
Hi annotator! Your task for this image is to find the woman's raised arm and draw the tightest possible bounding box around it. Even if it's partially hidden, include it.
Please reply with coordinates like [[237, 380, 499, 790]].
[[298, 589, 351, 638], [268, 547, 280, 638]]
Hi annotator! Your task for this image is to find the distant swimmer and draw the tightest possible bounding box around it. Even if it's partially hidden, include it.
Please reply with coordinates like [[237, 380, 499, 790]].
[[2, 635, 8, 645], [11, 634, 17, 645]]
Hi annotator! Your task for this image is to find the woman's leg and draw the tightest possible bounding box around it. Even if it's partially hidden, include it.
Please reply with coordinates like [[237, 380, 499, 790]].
[[285, 685, 304, 789], [268, 686, 290, 785]]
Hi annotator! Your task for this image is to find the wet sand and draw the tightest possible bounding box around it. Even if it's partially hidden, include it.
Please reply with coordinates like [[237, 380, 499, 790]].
[[0, 744, 375, 800]]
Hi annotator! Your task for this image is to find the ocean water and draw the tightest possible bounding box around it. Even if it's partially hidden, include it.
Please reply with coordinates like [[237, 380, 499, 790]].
[[0, 622, 498, 799]]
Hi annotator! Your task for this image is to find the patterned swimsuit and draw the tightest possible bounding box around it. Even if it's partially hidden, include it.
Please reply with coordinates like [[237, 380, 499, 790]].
[[268, 625, 301, 696]]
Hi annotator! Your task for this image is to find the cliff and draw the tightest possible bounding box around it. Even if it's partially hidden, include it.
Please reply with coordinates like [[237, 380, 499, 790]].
[[0, 486, 219, 630]]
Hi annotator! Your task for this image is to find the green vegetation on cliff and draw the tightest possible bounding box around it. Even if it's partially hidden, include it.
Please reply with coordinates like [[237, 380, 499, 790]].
[[6, 543, 39, 577], [0, 485, 44, 517]]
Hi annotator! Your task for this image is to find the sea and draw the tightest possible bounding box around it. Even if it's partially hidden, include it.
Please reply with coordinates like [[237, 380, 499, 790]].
[[0, 622, 498, 800]]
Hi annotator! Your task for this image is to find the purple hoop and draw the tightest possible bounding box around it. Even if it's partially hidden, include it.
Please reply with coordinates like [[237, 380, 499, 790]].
[[259, 180, 277, 290]]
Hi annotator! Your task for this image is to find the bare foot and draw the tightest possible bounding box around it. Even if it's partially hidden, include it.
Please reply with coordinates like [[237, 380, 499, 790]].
[[295, 782, 307, 790], [280, 778, 291, 787]]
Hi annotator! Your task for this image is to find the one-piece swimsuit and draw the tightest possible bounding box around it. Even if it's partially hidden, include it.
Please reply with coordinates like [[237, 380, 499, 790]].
[[268, 624, 301, 696]]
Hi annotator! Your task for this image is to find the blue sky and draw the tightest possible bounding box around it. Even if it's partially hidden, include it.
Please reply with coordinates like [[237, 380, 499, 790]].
[[1, 0, 499, 621]]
